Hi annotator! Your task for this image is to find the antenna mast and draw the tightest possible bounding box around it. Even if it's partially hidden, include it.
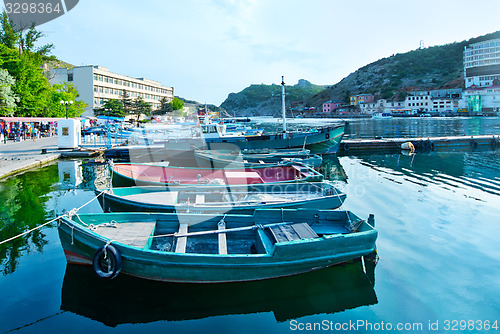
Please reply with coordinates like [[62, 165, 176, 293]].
[[281, 76, 287, 137]]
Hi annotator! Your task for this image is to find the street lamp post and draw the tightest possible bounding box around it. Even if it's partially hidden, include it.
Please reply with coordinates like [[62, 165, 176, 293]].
[[60, 100, 74, 119], [104, 108, 112, 125]]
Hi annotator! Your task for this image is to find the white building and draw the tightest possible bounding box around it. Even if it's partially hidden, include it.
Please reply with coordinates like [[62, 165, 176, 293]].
[[359, 99, 405, 115], [50, 65, 174, 117], [404, 89, 465, 114], [463, 38, 500, 114], [405, 94, 432, 112]]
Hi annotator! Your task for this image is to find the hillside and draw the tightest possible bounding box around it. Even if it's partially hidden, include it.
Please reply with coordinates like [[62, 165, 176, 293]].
[[220, 79, 325, 117], [221, 30, 500, 115]]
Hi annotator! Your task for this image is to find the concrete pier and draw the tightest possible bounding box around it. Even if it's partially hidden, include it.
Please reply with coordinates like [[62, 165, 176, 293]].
[[340, 134, 500, 153], [0, 137, 60, 179]]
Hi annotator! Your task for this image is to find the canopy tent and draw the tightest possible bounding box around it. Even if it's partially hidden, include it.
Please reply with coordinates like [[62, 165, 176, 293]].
[[0, 117, 81, 122]]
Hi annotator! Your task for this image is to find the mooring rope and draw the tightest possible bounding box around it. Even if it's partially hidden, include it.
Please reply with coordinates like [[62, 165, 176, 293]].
[[0, 190, 106, 246]]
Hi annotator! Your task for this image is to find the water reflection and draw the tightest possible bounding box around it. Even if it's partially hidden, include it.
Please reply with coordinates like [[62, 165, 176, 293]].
[[349, 150, 500, 196], [0, 161, 108, 276], [342, 116, 500, 139], [61, 258, 377, 327], [0, 164, 58, 275], [317, 155, 347, 182]]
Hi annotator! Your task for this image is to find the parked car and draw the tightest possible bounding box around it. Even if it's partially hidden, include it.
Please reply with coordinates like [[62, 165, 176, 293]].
[[82, 126, 106, 136]]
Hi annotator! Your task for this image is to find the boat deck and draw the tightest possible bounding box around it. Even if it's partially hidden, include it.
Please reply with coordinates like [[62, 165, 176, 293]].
[[93, 222, 156, 248]]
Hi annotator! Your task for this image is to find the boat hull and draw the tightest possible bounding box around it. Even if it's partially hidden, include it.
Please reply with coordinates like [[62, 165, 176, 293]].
[[194, 149, 323, 169], [147, 123, 346, 155], [58, 210, 377, 283], [110, 162, 323, 187], [97, 183, 347, 214]]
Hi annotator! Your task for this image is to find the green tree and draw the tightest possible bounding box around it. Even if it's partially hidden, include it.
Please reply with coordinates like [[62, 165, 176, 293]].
[[48, 82, 86, 117], [121, 89, 133, 113], [0, 11, 55, 116], [95, 99, 125, 117], [172, 97, 184, 110], [158, 96, 174, 114], [130, 97, 151, 125], [0, 12, 20, 49], [0, 68, 18, 115]]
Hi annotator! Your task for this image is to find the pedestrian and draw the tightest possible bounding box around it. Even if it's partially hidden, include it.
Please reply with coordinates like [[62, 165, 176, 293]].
[[32, 127, 37, 141]]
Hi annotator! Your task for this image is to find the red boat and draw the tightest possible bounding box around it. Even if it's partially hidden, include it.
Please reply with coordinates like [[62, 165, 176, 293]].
[[110, 162, 323, 187]]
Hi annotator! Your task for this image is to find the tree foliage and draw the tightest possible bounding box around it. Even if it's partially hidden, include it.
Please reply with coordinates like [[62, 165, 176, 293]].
[[95, 99, 125, 117], [130, 97, 151, 124], [0, 11, 86, 117], [172, 97, 184, 110], [0, 68, 18, 114], [48, 83, 86, 117]]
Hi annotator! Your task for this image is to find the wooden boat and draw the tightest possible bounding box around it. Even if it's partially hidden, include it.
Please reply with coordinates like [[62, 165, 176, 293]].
[[110, 162, 323, 187], [194, 148, 323, 168], [97, 181, 347, 214], [58, 208, 378, 283]]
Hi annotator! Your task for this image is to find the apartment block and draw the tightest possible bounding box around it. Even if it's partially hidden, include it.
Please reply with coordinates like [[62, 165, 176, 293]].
[[463, 38, 500, 113], [50, 65, 174, 117]]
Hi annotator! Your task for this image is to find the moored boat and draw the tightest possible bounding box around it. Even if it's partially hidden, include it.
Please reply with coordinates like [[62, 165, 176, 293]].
[[97, 181, 346, 214], [58, 209, 378, 283], [195, 148, 323, 168], [372, 112, 392, 119], [110, 162, 323, 187]]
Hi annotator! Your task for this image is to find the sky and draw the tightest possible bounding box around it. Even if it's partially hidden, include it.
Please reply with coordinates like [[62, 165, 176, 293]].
[[10, 0, 500, 105]]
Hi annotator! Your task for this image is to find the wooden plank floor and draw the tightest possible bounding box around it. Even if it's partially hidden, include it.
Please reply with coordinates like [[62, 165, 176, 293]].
[[94, 222, 156, 248]]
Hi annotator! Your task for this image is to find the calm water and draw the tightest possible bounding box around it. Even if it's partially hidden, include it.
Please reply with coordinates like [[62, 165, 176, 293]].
[[252, 115, 500, 139], [1, 117, 500, 333]]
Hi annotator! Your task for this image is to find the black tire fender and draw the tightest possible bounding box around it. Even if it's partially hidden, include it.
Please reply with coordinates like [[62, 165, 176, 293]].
[[93, 244, 122, 279]]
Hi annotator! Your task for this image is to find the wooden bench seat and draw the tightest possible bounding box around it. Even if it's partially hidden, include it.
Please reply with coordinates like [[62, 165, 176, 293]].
[[175, 223, 188, 253], [266, 223, 318, 243]]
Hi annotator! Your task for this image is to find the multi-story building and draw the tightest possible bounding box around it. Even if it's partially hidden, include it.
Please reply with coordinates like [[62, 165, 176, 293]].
[[322, 100, 343, 113], [359, 99, 406, 115], [350, 94, 374, 106], [405, 94, 432, 113], [463, 38, 500, 114], [432, 98, 457, 113], [50, 65, 175, 117]]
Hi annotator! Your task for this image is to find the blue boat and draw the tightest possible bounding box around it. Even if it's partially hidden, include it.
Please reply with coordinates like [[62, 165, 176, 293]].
[[58, 209, 378, 283], [97, 181, 346, 214], [194, 148, 323, 168]]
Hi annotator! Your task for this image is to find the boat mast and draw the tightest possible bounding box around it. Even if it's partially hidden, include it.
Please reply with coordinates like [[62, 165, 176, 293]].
[[281, 76, 287, 138]]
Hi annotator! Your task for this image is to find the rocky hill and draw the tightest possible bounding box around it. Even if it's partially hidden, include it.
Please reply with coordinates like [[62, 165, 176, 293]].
[[220, 79, 325, 117], [220, 30, 500, 115]]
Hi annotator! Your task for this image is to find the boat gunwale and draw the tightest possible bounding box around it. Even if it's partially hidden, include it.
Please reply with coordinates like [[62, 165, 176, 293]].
[[59, 215, 376, 262]]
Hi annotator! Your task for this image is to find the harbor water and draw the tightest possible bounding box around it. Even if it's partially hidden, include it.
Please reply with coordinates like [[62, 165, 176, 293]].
[[1, 117, 499, 333]]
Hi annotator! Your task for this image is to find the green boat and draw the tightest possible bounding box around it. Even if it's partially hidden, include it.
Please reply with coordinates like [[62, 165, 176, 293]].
[[97, 181, 347, 214], [58, 209, 378, 283], [195, 148, 323, 169]]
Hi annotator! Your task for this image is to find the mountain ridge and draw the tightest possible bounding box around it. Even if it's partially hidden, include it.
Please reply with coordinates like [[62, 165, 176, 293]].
[[220, 30, 500, 116]]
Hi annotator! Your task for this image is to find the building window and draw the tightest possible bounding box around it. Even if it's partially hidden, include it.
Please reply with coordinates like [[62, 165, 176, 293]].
[[68, 74, 73, 81]]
